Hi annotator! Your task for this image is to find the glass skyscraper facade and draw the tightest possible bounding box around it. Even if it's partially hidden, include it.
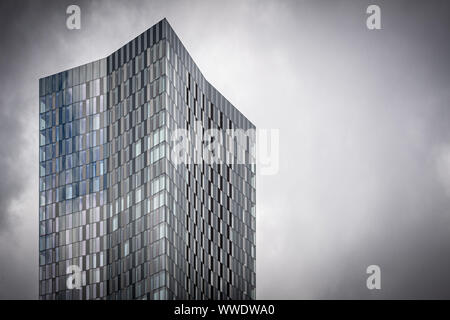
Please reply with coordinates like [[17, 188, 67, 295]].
[[39, 19, 256, 300]]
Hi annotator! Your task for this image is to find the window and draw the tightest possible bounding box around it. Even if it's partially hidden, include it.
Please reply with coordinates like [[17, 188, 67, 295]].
[[150, 143, 165, 163], [148, 126, 166, 149], [66, 184, 73, 199], [124, 240, 129, 256], [112, 216, 118, 231], [151, 175, 165, 195], [93, 114, 100, 130], [93, 177, 100, 192], [94, 78, 100, 96], [136, 186, 142, 203], [80, 118, 86, 134], [135, 142, 141, 158], [153, 191, 165, 210]]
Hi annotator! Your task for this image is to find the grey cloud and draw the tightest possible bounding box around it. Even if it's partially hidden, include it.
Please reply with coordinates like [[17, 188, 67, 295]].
[[1, 0, 450, 299]]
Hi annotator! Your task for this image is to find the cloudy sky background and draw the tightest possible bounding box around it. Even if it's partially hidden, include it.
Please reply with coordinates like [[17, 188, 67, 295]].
[[1, 0, 450, 299]]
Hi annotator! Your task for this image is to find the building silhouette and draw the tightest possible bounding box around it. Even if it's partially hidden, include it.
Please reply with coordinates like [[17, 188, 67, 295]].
[[39, 19, 255, 300]]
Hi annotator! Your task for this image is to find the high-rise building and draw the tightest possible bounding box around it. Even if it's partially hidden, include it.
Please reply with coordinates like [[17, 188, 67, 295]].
[[39, 18, 256, 300]]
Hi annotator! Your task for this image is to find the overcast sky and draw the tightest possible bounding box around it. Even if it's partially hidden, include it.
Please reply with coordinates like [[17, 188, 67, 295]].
[[1, 0, 450, 299]]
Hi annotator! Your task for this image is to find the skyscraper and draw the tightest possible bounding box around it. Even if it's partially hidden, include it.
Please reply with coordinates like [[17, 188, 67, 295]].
[[39, 18, 256, 300]]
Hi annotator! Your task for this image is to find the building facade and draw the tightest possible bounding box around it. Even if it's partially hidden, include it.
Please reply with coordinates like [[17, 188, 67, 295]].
[[39, 19, 256, 300]]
